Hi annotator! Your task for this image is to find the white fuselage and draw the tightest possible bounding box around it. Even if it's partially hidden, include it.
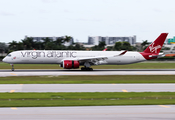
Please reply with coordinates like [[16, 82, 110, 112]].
[[3, 50, 146, 65]]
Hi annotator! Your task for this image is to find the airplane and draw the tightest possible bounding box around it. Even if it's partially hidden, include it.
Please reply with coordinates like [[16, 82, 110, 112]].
[[2, 33, 168, 71]]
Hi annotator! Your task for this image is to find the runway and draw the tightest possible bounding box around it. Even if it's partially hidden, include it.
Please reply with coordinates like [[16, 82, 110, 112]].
[[1, 84, 175, 92], [0, 70, 174, 120], [0, 105, 174, 120], [0, 69, 175, 76]]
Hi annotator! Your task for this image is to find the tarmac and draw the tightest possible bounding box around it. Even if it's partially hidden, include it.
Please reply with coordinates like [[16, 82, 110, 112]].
[[0, 84, 175, 93], [0, 105, 174, 120], [0, 68, 175, 120], [0, 69, 175, 76]]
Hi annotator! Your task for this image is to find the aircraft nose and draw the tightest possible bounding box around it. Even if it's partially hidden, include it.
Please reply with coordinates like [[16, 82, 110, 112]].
[[2, 57, 7, 62]]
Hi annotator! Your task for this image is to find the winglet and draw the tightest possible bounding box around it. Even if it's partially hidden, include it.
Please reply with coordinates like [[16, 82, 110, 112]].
[[103, 48, 107, 51], [114, 50, 127, 57], [119, 50, 127, 56]]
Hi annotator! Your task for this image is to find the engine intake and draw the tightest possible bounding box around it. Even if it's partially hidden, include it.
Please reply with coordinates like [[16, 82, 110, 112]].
[[61, 60, 79, 69]]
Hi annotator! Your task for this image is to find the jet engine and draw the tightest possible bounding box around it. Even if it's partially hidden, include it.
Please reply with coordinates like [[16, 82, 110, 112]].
[[60, 60, 79, 69]]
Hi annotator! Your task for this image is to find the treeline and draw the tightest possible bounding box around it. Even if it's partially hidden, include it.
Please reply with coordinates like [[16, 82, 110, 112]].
[[0, 42, 8, 53], [7, 36, 85, 53], [0, 37, 150, 53], [91, 41, 137, 51]]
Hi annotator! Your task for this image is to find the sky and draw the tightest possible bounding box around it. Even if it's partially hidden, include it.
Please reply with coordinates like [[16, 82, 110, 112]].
[[0, 0, 175, 43]]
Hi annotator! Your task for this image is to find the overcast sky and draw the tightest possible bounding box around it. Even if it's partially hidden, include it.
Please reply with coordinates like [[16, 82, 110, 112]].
[[0, 0, 175, 43]]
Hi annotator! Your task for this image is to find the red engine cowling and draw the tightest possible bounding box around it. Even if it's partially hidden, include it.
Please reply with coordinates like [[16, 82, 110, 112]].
[[62, 60, 79, 69]]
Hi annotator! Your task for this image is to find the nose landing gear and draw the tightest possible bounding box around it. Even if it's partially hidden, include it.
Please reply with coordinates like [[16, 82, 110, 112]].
[[11, 64, 14, 71]]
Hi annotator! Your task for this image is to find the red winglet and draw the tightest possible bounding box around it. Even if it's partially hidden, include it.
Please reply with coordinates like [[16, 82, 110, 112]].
[[103, 48, 107, 51], [119, 50, 127, 56]]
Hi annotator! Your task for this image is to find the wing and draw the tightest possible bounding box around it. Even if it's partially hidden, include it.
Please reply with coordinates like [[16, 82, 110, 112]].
[[75, 50, 127, 61]]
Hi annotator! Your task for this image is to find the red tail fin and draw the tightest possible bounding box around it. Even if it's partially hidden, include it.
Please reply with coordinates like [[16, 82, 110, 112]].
[[143, 33, 168, 54]]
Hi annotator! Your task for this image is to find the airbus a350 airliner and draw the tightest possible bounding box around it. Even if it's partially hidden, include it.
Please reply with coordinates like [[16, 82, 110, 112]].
[[2, 33, 168, 71]]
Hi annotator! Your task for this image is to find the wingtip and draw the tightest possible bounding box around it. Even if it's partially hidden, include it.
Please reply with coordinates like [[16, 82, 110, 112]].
[[161, 33, 168, 35]]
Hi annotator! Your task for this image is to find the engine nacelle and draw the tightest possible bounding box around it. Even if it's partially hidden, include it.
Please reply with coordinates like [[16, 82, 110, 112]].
[[61, 60, 79, 69]]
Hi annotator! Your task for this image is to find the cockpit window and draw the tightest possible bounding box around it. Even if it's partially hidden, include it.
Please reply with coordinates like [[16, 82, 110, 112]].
[[7, 54, 11, 57]]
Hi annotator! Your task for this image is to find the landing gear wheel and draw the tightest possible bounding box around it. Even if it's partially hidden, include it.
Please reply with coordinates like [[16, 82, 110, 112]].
[[81, 67, 84, 71], [11, 64, 14, 71], [81, 67, 93, 71]]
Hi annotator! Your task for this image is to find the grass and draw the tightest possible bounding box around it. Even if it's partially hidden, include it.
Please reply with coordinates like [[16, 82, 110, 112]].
[[0, 92, 175, 107], [0, 75, 175, 84], [1, 62, 175, 69]]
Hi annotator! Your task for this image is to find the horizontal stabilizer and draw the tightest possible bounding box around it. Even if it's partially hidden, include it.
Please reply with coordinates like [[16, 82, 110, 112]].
[[149, 53, 165, 58]]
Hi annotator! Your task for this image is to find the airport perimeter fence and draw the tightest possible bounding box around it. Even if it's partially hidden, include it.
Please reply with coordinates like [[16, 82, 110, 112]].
[[1, 97, 174, 101]]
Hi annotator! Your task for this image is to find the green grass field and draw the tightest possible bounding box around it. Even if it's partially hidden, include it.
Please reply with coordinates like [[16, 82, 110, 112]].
[[0, 75, 175, 84], [0, 92, 175, 107], [0, 92, 174, 107], [0, 62, 175, 69]]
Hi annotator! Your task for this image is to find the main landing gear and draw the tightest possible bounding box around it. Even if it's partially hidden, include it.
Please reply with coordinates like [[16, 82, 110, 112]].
[[81, 67, 93, 71], [11, 64, 14, 71], [81, 62, 93, 71]]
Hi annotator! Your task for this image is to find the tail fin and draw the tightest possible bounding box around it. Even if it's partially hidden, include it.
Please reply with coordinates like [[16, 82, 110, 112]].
[[143, 33, 168, 54]]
